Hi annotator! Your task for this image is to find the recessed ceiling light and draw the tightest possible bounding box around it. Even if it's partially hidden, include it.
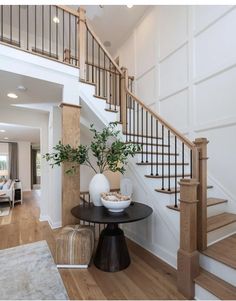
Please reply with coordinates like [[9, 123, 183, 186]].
[[127, 5, 133, 8], [4, 137, 8, 140], [17, 85, 27, 91], [0, 130, 6, 133], [53, 16, 60, 24], [7, 93, 18, 99]]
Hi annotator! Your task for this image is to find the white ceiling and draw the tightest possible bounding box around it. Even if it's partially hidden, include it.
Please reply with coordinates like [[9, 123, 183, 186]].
[[0, 70, 63, 144], [0, 70, 63, 109], [0, 123, 40, 144], [72, 5, 149, 54]]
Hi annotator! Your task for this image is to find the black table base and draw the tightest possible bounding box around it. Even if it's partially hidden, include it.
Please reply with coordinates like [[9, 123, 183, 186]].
[[94, 224, 131, 272]]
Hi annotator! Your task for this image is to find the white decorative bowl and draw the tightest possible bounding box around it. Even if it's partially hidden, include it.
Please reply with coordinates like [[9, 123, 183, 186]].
[[101, 196, 131, 213]]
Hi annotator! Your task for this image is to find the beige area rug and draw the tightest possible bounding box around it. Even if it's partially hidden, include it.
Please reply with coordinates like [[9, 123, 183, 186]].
[[0, 240, 69, 300], [0, 203, 10, 217]]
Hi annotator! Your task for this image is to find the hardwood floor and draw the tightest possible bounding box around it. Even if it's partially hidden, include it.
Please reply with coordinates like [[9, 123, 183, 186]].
[[0, 191, 185, 300]]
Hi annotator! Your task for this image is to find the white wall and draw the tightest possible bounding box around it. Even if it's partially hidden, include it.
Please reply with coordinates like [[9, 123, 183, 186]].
[[18, 141, 31, 191], [115, 5, 236, 204]]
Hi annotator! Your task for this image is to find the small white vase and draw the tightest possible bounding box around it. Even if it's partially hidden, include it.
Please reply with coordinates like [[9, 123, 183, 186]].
[[89, 173, 110, 206]]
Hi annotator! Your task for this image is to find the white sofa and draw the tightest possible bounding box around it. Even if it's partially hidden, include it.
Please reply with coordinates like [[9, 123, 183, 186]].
[[0, 179, 15, 207]]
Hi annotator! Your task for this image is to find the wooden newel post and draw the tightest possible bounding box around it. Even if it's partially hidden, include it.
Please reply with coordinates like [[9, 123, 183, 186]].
[[121, 67, 128, 133], [177, 178, 199, 299], [78, 7, 86, 81], [60, 103, 81, 226], [194, 138, 209, 251]]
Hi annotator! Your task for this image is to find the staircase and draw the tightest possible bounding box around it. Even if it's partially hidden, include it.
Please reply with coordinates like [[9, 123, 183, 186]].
[[0, 4, 235, 299]]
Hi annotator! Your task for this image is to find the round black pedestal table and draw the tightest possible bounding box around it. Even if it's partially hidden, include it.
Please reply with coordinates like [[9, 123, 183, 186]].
[[71, 201, 153, 272]]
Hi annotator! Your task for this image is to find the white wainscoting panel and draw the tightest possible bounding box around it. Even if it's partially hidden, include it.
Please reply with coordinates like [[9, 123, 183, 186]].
[[135, 9, 157, 77], [160, 44, 188, 98], [194, 65, 236, 125], [159, 5, 188, 59], [136, 67, 156, 106], [193, 5, 233, 33], [194, 8, 236, 78], [160, 89, 189, 130]]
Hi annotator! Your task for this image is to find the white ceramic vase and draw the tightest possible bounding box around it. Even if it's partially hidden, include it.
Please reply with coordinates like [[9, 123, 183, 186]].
[[89, 173, 110, 206]]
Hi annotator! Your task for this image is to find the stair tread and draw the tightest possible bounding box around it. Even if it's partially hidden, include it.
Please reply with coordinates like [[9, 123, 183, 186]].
[[93, 94, 107, 100], [194, 269, 236, 300], [80, 78, 96, 86], [137, 162, 188, 166], [166, 197, 226, 211], [156, 185, 213, 194], [207, 212, 236, 233], [105, 108, 118, 113], [207, 197, 228, 207], [145, 174, 191, 179], [202, 233, 236, 269]]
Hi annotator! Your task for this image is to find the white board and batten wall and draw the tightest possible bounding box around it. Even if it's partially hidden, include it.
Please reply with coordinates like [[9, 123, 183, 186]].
[[115, 5, 236, 207]]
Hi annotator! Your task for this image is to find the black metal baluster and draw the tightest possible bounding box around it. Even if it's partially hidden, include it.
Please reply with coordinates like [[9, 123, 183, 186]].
[[109, 62, 112, 110], [182, 143, 185, 179], [69, 13, 71, 61], [18, 5, 20, 46], [49, 5, 51, 56], [56, 7, 58, 59], [156, 120, 159, 175], [103, 52, 105, 97], [137, 103, 139, 148], [133, 98, 135, 142], [92, 37, 94, 82], [10, 5, 12, 43], [141, 107, 144, 163], [27, 5, 29, 50], [129, 95, 131, 142], [114, 72, 117, 112], [42, 6, 44, 53], [62, 9, 64, 61], [151, 115, 153, 175], [1, 6, 3, 41], [75, 15, 77, 66], [34, 5, 37, 50], [162, 125, 164, 190], [98, 45, 101, 96], [190, 149, 193, 178], [126, 94, 128, 142], [86, 29, 89, 81], [146, 111, 148, 162], [174, 136, 177, 207], [168, 130, 171, 191]]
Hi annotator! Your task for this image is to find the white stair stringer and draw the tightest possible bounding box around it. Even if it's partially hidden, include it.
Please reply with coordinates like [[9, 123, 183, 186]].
[[79, 82, 181, 268]]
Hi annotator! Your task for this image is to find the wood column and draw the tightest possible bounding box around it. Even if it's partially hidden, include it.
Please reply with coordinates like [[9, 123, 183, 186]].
[[78, 7, 86, 81], [60, 103, 81, 226], [120, 67, 128, 133], [194, 137, 209, 251], [177, 178, 199, 299]]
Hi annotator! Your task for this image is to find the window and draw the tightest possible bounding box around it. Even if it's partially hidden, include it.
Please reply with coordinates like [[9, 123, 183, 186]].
[[0, 143, 9, 178], [0, 154, 8, 177]]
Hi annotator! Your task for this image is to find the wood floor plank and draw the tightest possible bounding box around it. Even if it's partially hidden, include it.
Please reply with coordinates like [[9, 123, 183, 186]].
[[0, 190, 185, 300]]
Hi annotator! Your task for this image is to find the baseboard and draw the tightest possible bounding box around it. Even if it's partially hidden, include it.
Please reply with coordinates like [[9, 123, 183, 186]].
[[57, 264, 88, 269], [39, 214, 62, 229], [124, 227, 177, 269]]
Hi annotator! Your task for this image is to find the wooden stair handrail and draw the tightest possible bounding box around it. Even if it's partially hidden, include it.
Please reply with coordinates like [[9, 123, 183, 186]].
[[56, 5, 80, 17], [124, 88, 195, 150]]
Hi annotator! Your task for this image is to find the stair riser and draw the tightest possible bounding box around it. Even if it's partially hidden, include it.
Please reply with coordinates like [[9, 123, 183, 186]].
[[207, 202, 227, 217], [195, 284, 220, 300], [208, 223, 236, 245], [200, 253, 236, 287]]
